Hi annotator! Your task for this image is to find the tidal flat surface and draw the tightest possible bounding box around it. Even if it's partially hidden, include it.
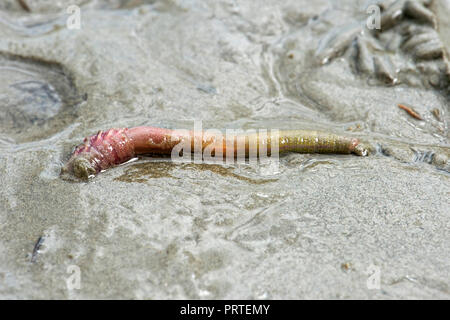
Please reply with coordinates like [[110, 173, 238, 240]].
[[0, 0, 449, 299]]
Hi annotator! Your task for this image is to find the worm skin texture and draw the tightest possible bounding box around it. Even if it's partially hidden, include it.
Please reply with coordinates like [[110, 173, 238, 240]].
[[62, 126, 369, 179]]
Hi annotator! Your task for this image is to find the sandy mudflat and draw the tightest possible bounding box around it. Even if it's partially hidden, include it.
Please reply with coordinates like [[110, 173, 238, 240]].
[[0, 0, 448, 299]]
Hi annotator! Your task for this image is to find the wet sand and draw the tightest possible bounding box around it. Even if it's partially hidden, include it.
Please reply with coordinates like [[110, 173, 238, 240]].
[[0, 0, 449, 299]]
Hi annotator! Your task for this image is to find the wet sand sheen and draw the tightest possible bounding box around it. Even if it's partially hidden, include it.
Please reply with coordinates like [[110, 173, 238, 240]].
[[0, 0, 449, 299]]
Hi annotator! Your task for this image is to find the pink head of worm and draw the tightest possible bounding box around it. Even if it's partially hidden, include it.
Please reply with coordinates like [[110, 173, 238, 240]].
[[61, 128, 136, 180]]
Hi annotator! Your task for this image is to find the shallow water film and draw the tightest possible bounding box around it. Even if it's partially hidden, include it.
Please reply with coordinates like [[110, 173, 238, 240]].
[[0, 0, 449, 299]]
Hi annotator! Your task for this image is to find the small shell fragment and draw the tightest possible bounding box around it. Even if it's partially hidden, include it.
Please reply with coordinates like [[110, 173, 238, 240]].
[[398, 103, 423, 120]]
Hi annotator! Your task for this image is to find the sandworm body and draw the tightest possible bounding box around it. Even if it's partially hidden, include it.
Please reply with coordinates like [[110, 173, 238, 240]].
[[62, 126, 369, 179]]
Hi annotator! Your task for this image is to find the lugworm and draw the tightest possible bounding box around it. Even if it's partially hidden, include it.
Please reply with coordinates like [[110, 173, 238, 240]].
[[62, 127, 369, 179]]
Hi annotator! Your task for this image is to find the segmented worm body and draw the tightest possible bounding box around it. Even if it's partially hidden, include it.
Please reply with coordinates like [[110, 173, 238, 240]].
[[62, 126, 369, 179]]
